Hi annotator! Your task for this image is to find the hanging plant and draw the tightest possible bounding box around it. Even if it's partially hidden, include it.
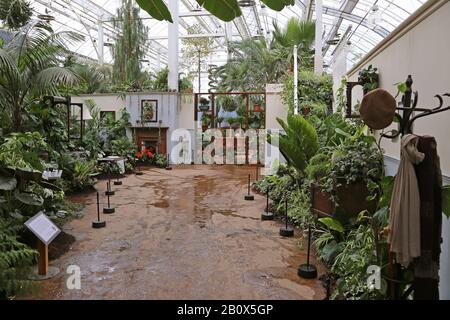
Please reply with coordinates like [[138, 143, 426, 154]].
[[221, 96, 238, 112], [358, 65, 379, 94]]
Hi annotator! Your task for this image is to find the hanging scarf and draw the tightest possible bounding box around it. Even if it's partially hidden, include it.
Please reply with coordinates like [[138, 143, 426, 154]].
[[388, 134, 425, 266]]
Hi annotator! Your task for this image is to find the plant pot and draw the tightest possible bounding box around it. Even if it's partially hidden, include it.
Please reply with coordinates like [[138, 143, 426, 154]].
[[311, 184, 334, 217], [254, 104, 261, 112], [335, 180, 378, 218]]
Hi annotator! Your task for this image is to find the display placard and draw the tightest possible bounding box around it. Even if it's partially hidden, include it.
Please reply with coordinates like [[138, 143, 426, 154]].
[[25, 212, 61, 245]]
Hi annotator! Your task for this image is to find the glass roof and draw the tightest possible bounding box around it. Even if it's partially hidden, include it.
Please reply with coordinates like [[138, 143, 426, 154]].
[[24, 0, 427, 73]]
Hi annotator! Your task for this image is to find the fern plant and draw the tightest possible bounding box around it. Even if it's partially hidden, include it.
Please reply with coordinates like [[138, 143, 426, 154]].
[[0, 218, 37, 299]]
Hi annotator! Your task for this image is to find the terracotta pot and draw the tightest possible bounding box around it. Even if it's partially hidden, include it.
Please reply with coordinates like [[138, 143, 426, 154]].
[[311, 184, 334, 217], [254, 104, 261, 112], [335, 180, 378, 218]]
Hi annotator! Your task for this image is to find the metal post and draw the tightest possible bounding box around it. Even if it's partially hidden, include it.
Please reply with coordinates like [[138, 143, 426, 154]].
[[92, 192, 106, 228], [314, 0, 324, 74], [98, 17, 104, 65], [294, 45, 299, 114], [168, 0, 179, 90]]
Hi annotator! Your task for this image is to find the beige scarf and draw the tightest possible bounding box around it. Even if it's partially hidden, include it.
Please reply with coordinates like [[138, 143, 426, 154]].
[[388, 134, 425, 267]]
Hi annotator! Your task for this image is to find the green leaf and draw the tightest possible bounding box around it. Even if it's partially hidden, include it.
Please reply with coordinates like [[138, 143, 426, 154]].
[[0, 175, 17, 190], [196, 0, 242, 22], [14, 190, 44, 206], [136, 0, 173, 22], [396, 82, 408, 94], [443, 186, 450, 218], [319, 217, 345, 233], [335, 128, 352, 139], [262, 0, 295, 11]]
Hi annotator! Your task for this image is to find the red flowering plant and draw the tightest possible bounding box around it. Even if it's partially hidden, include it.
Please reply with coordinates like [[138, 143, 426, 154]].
[[135, 147, 154, 163]]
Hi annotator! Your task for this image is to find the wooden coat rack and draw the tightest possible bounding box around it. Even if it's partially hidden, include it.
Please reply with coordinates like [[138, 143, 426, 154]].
[[347, 75, 450, 300]]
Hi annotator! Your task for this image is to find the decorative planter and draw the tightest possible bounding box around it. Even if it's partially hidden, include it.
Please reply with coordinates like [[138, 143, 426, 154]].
[[335, 180, 378, 218], [311, 184, 334, 217], [198, 105, 210, 111]]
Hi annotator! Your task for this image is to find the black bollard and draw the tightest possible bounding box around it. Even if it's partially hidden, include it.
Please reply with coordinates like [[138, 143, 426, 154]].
[[114, 177, 122, 186], [92, 192, 106, 228], [135, 162, 144, 175], [261, 187, 274, 221], [298, 226, 318, 279], [279, 197, 294, 237], [103, 183, 115, 214], [165, 153, 172, 170], [244, 174, 254, 201], [105, 179, 115, 196]]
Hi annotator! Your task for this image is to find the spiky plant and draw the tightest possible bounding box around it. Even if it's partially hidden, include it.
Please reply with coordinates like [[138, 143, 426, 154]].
[[269, 114, 319, 173], [0, 21, 83, 132]]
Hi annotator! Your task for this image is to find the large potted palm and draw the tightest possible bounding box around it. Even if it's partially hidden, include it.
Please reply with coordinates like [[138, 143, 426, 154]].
[[0, 21, 82, 132]]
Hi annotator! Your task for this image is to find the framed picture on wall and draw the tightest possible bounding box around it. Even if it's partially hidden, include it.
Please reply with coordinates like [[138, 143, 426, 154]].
[[141, 99, 158, 122]]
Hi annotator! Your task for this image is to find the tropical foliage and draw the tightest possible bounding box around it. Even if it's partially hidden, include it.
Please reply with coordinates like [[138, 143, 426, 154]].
[[112, 0, 148, 87], [0, 21, 82, 132]]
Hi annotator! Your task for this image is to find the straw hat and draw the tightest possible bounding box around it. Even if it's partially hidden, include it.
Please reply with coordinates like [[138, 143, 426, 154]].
[[359, 88, 397, 130]]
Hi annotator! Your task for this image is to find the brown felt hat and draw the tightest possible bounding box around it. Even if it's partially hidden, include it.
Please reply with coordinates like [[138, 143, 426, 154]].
[[359, 88, 397, 130]]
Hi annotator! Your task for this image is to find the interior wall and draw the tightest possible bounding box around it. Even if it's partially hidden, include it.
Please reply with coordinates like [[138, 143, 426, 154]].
[[345, 0, 450, 299], [71, 94, 125, 115], [265, 84, 287, 130]]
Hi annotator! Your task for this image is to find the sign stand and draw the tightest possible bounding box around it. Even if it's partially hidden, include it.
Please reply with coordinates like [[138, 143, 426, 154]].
[[105, 180, 115, 196], [135, 162, 144, 175], [92, 192, 106, 228], [114, 177, 123, 186], [165, 153, 172, 170], [103, 184, 115, 214], [279, 197, 294, 237], [25, 212, 61, 280], [261, 188, 274, 221], [244, 174, 254, 201], [298, 226, 318, 279]]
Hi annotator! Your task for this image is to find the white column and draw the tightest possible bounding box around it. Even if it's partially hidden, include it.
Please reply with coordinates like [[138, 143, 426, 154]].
[[168, 0, 179, 90], [314, 0, 323, 74], [98, 18, 104, 65], [293, 45, 298, 115]]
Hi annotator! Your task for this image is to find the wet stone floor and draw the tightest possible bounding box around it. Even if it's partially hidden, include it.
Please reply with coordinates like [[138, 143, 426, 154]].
[[24, 165, 326, 300]]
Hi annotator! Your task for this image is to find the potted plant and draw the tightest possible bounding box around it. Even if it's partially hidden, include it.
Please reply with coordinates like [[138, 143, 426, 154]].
[[358, 65, 379, 94], [198, 97, 210, 111], [324, 139, 383, 218], [201, 113, 211, 130], [306, 153, 334, 217], [221, 95, 237, 112]]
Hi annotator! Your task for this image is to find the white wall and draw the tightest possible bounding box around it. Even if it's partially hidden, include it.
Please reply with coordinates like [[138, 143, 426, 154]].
[[71, 94, 125, 115], [265, 84, 287, 130], [345, 0, 450, 299]]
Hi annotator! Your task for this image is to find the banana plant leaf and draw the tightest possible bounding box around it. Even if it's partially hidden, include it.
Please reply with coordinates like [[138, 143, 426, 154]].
[[196, 0, 242, 22], [262, 0, 295, 11], [136, 0, 294, 22], [136, 0, 173, 22]]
